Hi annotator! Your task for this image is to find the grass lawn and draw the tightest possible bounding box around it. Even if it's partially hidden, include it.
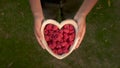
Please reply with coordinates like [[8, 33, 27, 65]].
[[0, 0, 120, 68]]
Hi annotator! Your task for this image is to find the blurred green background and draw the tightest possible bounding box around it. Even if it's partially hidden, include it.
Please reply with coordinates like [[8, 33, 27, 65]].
[[0, 0, 120, 68]]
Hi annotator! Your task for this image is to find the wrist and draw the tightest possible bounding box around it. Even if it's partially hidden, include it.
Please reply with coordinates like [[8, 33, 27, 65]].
[[34, 16, 44, 24], [34, 15, 44, 20], [74, 14, 86, 21]]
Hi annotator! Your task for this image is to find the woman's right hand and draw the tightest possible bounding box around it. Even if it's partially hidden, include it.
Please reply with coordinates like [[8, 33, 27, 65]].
[[29, 0, 45, 49]]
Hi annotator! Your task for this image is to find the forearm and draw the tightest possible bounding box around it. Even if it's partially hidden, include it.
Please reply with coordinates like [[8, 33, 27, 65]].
[[29, 0, 44, 20], [74, 0, 98, 20]]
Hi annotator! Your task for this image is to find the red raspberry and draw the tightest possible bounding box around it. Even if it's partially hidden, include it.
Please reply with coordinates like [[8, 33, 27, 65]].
[[69, 41, 74, 46], [64, 43, 70, 49], [63, 29, 69, 33], [56, 37, 61, 41], [69, 25, 74, 30], [59, 33, 63, 38], [47, 41, 52, 45], [64, 24, 69, 29], [56, 41, 61, 45], [51, 33, 57, 39], [49, 30, 54, 35], [53, 25, 58, 31], [45, 36, 50, 41], [63, 33, 69, 40], [69, 33, 75, 41], [44, 29, 48, 35], [69, 29, 75, 33], [53, 49, 57, 54], [46, 24, 53, 30], [56, 44, 62, 49], [62, 42, 68, 47], [57, 49, 63, 55], [59, 30, 63, 34], [48, 44, 56, 49], [63, 49, 69, 53]]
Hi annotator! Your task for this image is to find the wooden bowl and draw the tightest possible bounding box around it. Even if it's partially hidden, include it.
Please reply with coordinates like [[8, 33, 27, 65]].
[[41, 19, 79, 59]]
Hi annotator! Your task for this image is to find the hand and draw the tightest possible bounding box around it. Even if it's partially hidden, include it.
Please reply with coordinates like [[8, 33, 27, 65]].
[[75, 16, 86, 49], [34, 18, 45, 49]]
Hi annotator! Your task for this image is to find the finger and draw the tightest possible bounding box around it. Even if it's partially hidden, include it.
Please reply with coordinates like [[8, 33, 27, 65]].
[[76, 38, 80, 49], [76, 23, 86, 48], [34, 19, 45, 49], [35, 32, 45, 49], [34, 24, 41, 38], [77, 22, 85, 38], [76, 26, 86, 49], [76, 23, 86, 49]]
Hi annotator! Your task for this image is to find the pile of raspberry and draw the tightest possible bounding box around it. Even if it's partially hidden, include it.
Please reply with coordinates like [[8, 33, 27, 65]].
[[44, 24, 75, 55]]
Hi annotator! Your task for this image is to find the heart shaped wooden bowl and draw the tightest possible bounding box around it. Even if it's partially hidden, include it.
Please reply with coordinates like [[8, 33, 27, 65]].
[[41, 19, 79, 59]]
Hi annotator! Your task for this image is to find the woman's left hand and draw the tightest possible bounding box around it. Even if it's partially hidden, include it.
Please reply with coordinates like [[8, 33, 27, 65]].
[[75, 16, 86, 49]]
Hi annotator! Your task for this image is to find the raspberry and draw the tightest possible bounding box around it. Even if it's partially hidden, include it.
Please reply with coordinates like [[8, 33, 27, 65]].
[[48, 44, 56, 49], [62, 42, 68, 47], [53, 49, 57, 54], [56, 44, 62, 49], [56, 41, 61, 45], [45, 24, 53, 30], [63, 49, 69, 53], [56, 36, 62, 41], [47, 41, 52, 45], [69, 29, 75, 33], [69, 25, 74, 30], [44, 29, 48, 35], [64, 43, 70, 49], [64, 24, 69, 29], [59, 33, 63, 38], [57, 49, 63, 55], [69, 41, 74, 46], [53, 25, 58, 30], [63, 33, 69, 40], [63, 29, 69, 33], [45, 36, 49, 41], [59, 30, 63, 34], [69, 33, 75, 41]]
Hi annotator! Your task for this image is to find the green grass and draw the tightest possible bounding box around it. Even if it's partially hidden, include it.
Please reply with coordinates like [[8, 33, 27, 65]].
[[0, 0, 120, 68]]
